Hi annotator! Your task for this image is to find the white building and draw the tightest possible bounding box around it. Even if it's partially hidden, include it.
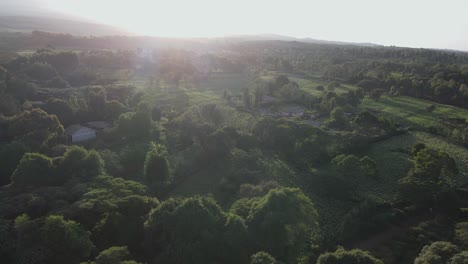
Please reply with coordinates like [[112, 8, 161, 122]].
[[65, 125, 96, 143]]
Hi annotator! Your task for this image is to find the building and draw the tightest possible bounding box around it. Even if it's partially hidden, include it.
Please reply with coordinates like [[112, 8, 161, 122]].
[[85, 121, 111, 131], [65, 125, 96, 143]]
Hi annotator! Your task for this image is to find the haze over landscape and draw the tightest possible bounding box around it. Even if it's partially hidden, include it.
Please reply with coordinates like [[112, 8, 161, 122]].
[[1, 0, 468, 50], [0, 1, 467, 264]]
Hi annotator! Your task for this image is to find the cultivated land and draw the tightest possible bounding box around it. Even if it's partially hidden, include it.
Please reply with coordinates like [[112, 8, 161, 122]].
[[360, 95, 468, 129]]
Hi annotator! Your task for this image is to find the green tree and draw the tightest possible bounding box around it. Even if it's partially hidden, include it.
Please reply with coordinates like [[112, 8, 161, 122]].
[[323, 107, 346, 129], [144, 196, 249, 264], [56, 146, 104, 182], [105, 100, 128, 120], [247, 188, 319, 263], [414, 241, 460, 264], [92, 246, 141, 264], [332, 154, 363, 179], [41, 215, 94, 263], [11, 153, 54, 187], [115, 110, 152, 140], [399, 148, 458, 206], [15, 214, 93, 264], [455, 222, 468, 249], [250, 251, 278, 264], [451, 251, 468, 264], [411, 142, 427, 156], [143, 142, 170, 187], [8, 108, 64, 150], [317, 247, 383, 264], [359, 156, 379, 178], [42, 98, 75, 126], [0, 141, 28, 186]]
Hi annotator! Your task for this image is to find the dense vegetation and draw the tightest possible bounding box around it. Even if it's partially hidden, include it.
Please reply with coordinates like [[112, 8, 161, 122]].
[[0, 31, 467, 264]]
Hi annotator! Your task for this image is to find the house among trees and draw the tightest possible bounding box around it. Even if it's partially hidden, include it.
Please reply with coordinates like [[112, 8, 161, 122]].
[[65, 124, 97, 143], [85, 121, 111, 131], [65, 121, 111, 143]]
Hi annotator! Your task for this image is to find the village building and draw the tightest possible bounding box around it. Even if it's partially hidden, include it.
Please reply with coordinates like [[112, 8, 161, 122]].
[[85, 121, 111, 131], [65, 124, 97, 143]]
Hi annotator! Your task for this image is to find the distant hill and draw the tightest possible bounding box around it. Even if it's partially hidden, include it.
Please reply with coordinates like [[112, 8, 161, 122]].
[[0, 16, 130, 36], [222, 34, 382, 47]]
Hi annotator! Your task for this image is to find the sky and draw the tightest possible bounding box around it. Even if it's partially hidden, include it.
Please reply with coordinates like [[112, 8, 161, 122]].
[[4, 0, 468, 50]]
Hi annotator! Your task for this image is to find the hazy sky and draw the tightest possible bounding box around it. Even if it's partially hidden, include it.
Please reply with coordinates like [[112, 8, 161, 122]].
[[6, 0, 468, 50]]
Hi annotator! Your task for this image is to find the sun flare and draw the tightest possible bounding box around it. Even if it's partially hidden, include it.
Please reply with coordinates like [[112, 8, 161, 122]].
[[44, 0, 267, 37]]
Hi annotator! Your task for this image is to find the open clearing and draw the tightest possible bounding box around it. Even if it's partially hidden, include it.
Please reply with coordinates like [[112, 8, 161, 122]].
[[359, 96, 468, 129]]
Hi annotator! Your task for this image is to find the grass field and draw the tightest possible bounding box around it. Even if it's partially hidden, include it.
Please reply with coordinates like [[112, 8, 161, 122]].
[[359, 96, 468, 129], [312, 130, 468, 242], [360, 131, 468, 202], [197, 73, 251, 95], [290, 75, 357, 97]]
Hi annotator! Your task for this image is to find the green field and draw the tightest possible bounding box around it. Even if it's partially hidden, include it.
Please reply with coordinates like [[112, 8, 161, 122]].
[[197, 73, 251, 95], [360, 131, 468, 202], [290, 75, 357, 97], [360, 95, 468, 129], [311, 130, 468, 242]]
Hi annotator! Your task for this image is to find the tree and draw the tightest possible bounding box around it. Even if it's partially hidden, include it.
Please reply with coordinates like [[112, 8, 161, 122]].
[[332, 154, 363, 179], [247, 188, 319, 263], [11, 153, 54, 187], [144, 196, 249, 264], [243, 87, 254, 109], [99, 149, 123, 177], [5, 78, 37, 103], [56, 146, 104, 182], [399, 148, 459, 207], [105, 100, 128, 120], [92, 196, 157, 254], [316, 247, 383, 264], [23, 62, 58, 81], [250, 251, 278, 264], [115, 110, 152, 140], [143, 142, 170, 187], [359, 156, 379, 178], [451, 251, 468, 264], [369, 89, 384, 101], [42, 98, 75, 126], [93, 246, 141, 264], [87, 86, 107, 119], [455, 222, 468, 249], [40, 215, 94, 263], [15, 214, 93, 264], [7, 108, 64, 150], [0, 219, 15, 262], [0, 141, 28, 186], [414, 241, 460, 264], [46, 75, 70, 88], [411, 143, 427, 156], [275, 75, 290, 89], [459, 84, 468, 108], [323, 107, 346, 129]]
